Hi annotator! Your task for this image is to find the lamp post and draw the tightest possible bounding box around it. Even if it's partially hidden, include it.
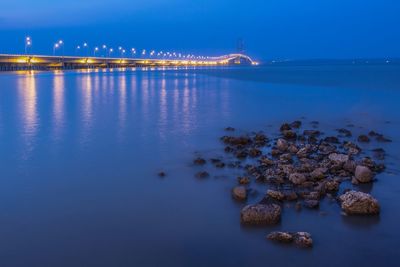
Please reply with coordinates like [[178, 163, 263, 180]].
[[76, 45, 81, 56], [53, 43, 59, 55], [58, 40, 64, 56], [131, 48, 136, 58], [109, 48, 113, 57], [102, 45, 107, 57], [94, 47, 99, 57], [25, 37, 32, 55], [83, 42, 88, 56], [122, 49, 126, 58]]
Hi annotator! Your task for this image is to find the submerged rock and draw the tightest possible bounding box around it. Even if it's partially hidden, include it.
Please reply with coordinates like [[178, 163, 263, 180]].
[[193, 157, 206, 165], [158, 171, 166, 177], [267, 231, 313, 248], [195, 171, 210, 178], [238, 176, 250, 185], [358, 135, 370, 143], [339, 190, 380, 215], [328, 153, 349, 164], [232, 186, 247, 201], [240, 204, 281, 225]]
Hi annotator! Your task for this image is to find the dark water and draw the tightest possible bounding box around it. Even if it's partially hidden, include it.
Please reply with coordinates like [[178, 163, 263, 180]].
[[0, 66, 399, 267]]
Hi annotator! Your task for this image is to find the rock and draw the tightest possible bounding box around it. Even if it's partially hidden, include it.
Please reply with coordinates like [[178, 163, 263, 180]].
[[303, 130, 320, 137], [310, 168, 325, 180], [288, 144, 299, 154], [267, 189, 285, 201], [328, 153, 349, 164], [354, 165, 374, 183], [276, 138, 288, 151], [304, 200, 319, 209], [267, 231, 312, 248], [240, 204, 281, 225], [289, 173, 307, 185], [358, 135, 370, 143], [324, 136, 340, 143], [339, 190, 380, 215], [285, 192, 298, 201], [280, 123, 291, 132], [214, 162, 225, 168], [295, 202, 302, 211], [376, 135, 392, 143], [232, 186, 247, 201], [337, 128, 352, 137], [238, 176, 250, 185], [282, 130, 297, 140], [290, 120, 302, 129], [343, 160, 356, 173], [193, 157, 206, 165], [225, 127, 235, 131], [267, 232, 294, 243], [158, 171, 166, 177], [236, 150, 248, 159], [293, 232, 313, 248], [372, 148, 385, 160], [195, 171, 209, 178], [325, 180, 339, 191], [249, 148, 262, 157]]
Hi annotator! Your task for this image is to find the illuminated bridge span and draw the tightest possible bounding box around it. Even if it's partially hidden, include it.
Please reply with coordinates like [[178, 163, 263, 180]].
[[0, 53, 257, 71]]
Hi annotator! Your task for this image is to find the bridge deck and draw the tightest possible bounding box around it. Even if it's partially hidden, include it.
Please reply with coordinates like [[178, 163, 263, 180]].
[[0, 53, 257, 71]]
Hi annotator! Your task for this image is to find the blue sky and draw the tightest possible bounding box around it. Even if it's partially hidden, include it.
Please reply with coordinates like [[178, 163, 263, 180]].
[[0, 0, 399, 59]]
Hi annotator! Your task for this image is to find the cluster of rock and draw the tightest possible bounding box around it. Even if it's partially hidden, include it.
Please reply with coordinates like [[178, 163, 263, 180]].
[[267, 231, 313, 248], [191, 120, 390, 248]]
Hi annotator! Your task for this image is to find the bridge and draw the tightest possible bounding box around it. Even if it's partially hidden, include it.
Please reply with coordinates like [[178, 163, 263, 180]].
[[0, 53, 257, 71]]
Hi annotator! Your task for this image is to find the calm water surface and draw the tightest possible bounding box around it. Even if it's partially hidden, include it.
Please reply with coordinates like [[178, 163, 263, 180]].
[[0, 66, 399, 267]]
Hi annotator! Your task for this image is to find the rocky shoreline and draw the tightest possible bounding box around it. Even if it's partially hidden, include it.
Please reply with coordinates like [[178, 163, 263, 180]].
[[191, 120, 391, 248]]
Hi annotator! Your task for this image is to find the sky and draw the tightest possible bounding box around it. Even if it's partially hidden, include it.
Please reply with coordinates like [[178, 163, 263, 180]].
[[0, 0, 399, 59]]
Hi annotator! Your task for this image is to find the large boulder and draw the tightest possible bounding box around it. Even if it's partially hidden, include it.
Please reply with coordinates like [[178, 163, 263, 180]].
[[354, 165, 374, 183], [294, 232, 313, 248], [339, 190, 380, 215], [240, 204, 281, 225]]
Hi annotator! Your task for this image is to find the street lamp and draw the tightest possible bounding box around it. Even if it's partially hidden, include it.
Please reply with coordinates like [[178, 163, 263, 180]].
[[25, 37, 32, 54], [131, 48, 136, 58], [76, 45, 81, 56], [102, 45, 107, 57], [83, 42, 88, 56], [122, 49, 126, 58], [58, 40, 64, 56], [94, 47, 99, 56], [53, 43, 59, 55], [109, 48, 113, 57]]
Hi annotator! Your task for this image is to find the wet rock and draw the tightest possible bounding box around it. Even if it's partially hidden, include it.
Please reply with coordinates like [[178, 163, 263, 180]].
[[267, 189, 285, 201], [285, 192, 299, 201], [214, 162, 226, 168], [303, 130, 320, 137], [249, 148, 262, 158], [236, 150, 248, 159], [354, 165, 374, 183], [290, 120, 302, 129], [288, 144, 299, 154], [293, 232, 313, 248], [232, 186, 247, 201], [372, 148, 385, 160], [193, 157, 206, 165], [158, 171, 166, 177], [282, 130, 297, 140], [343, 160, 356, 173], [295, 202, 302, 211], [310, 168, 326, 180], [296, 147, 310, 158], [224, 146, 234, 153], [279, 153, 292, 162], [276, 138, 288, 151], [240, 204, 281, 225], [376, 135, 392, 143], [267, 232, 294, 243], [289, 173, 307, 185], [221, 136, 252, 146], [195, 171, 210, 178], [325, 180, 339, 191], [280, 123, 292, 132], [337, 128, 352, 137], [238, 176, 250, 185], [339, 190, 380, 215], [358, 135, 370, 143], [328, 153, 349, 164], [324, 136, 340, 144], [225, 127, 235, 131]]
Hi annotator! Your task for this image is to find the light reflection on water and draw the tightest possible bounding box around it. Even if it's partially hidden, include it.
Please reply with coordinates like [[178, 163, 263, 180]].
[[0, 66, 399, 267]]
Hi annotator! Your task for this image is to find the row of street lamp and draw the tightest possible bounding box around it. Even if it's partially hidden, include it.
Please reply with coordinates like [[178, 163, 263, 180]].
[[24, 36, 212, 60]]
